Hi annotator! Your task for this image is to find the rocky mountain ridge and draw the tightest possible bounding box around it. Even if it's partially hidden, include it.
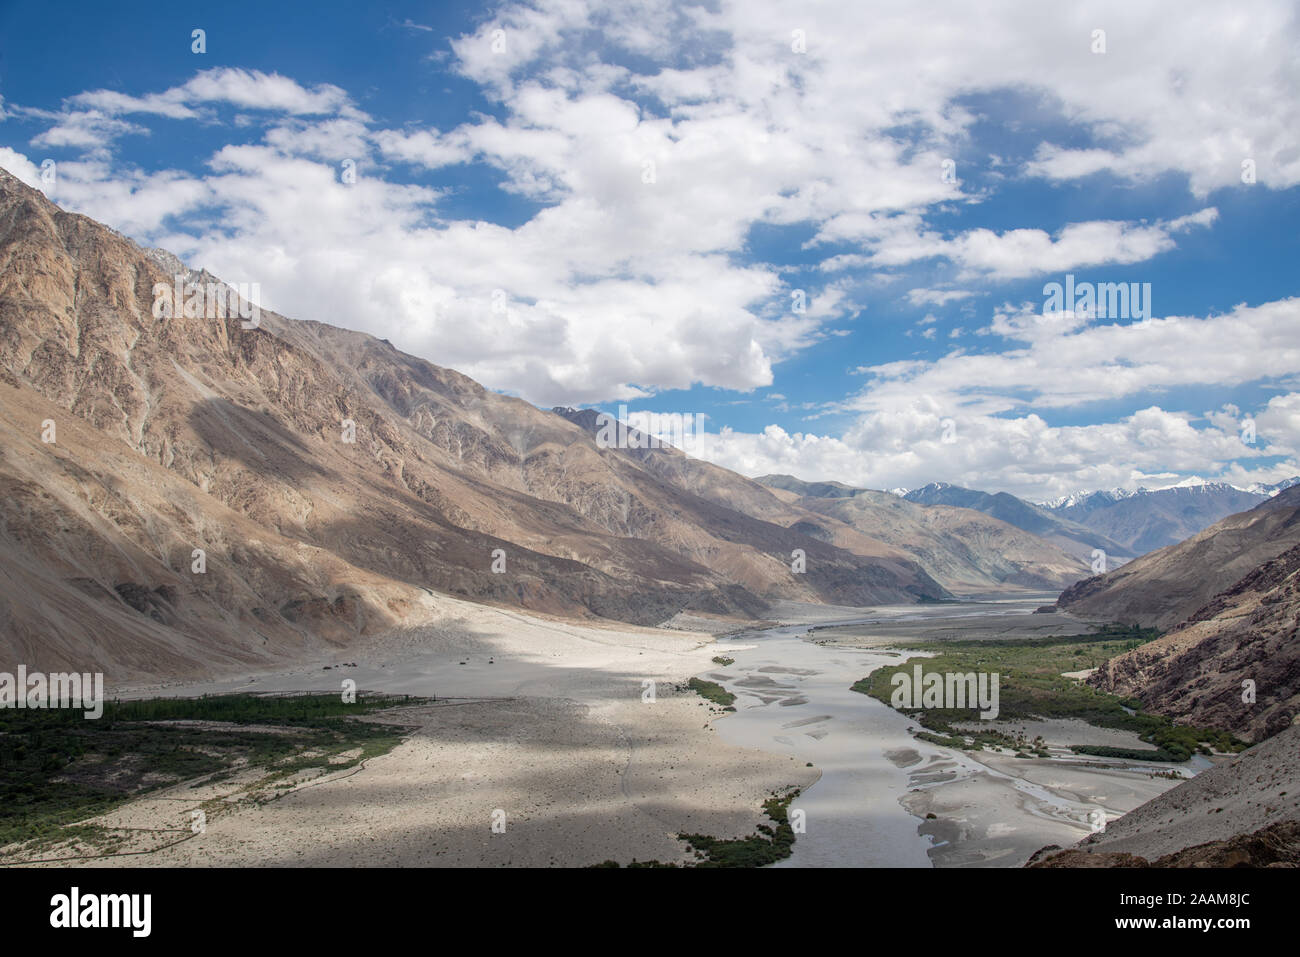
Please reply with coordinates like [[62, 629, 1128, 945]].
[[0, 169, 960, 680]]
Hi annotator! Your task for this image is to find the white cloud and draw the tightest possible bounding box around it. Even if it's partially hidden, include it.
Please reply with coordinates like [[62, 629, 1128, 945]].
[[691, 293, 1300, 499], [374, 128, 471, 169], [908, 288, 974, 306], [848, 298, 1300, 415], [30, 111, 148, 154], [1254, 393, 1300, 458], [0, 147, 41, 188], [69, 89, 198, 120], [698, 397, 1299, 502], [835, 212, 1217, 281], [177, 69, 353, 116], [265, 118, 374, 164], [29, 70, 360, 158]]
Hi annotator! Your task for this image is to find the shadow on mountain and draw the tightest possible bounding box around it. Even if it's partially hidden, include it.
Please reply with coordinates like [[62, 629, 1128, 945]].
[[309, 509, 769, 627], [188, 397, 330, 481]]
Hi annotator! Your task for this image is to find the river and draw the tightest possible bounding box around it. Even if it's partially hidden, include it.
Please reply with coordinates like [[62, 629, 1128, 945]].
[[704, 598, 1203, 867]]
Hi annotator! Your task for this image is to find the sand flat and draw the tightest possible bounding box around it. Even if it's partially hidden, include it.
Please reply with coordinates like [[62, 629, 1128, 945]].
[[21, 594, 814, 868]]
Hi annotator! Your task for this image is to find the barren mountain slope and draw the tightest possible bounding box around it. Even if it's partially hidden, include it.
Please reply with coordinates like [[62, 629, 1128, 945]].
[[1030, 724, 1300, 865], [1087, 542, 1300, 742], [899, 480, 1134, 564], [0, 169, 953, 678], [553, 416, 1092, 594], [1057, 485, 1300, 630], [780, 487, 1088, 593]]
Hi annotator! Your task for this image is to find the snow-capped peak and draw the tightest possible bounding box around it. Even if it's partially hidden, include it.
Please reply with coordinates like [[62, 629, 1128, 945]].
[[1246, 476, 1300, 497]]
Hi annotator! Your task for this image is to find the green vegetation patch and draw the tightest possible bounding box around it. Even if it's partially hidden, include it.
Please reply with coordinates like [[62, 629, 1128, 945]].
[[687, 676, 736, 708], [0, 692, 421, 849], [595, 788, 802, 868], [679, 789, 800, 866], [711, 656, 735, 666], [1070, 744, 1186, 763], [850, 626, 1244, 759]]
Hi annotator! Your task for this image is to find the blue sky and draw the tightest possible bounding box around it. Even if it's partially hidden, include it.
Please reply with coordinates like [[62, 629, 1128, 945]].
[[2, 0, 1299, 501]]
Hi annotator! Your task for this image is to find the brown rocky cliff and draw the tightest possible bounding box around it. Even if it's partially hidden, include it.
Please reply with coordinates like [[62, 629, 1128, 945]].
[[0, 169, 955, 680], [1088, 542, 1300, 741]]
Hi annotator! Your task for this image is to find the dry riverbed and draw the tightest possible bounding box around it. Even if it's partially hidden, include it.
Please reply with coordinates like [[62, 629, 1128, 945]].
[[8, 594, 814, 868]]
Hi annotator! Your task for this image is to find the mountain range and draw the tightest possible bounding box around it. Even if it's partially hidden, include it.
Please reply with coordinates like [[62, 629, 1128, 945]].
[[756, 475, 1089, 593], [898, 481, 1134, 565], [898, 478, 1300, 561], [1056, 485, 1300, 631], [3, 165, 1294, 739], [1031, 485, 1300, 866], [0, 169, 1108, 681], [14, 157, 1292, 688], [1057, 484, 1300, 741], [1, 168, 979, 679], [1041, 481, 1280, 556]]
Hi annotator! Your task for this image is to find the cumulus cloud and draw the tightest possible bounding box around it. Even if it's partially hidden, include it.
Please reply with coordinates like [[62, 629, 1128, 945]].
[[696, 294, 1300, 498], [0, 147, 42, 188], [849, 298, 1300, 415], [178, 69, 354, 115], [830, 212, 1217, 281], [908, 288, 974, 306], [698, 397, 1299, 502], [29, 70, 360, 158], [373, 128, 471, 169]]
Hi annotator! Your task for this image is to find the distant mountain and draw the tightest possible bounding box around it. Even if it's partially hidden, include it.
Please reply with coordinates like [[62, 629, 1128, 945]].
[[906, 482, 1064, 533], [1057, 484, 1300, 631], [897, 482, 1133, 566], [564, 432, 1088, 595], [1042, 482, 1270, 554], [1249, 476, 1300, 496], [1042, 487, 1137, 511], [755, 476, 1091, 594], [755, 473, 864, 500]]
